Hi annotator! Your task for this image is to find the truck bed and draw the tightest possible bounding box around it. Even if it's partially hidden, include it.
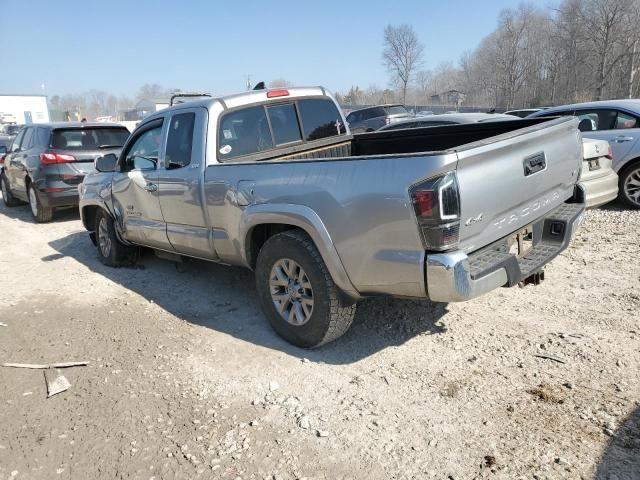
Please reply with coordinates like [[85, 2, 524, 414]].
[[266, 118, 555, 162]]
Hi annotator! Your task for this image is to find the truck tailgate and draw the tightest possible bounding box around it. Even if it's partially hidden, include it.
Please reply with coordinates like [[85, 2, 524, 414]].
[[455, 117, 582, 252]]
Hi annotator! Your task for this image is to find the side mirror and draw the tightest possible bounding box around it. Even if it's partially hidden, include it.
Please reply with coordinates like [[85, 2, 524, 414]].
[[95, 153, 118, 173]]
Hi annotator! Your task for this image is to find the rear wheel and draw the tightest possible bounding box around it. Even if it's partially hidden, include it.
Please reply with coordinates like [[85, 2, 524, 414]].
[[255, 230, 356, 348], [1, 174, 22, 207], [619, 163, 640, 209], [28, 184, 53, 222], [95, 209, 137, 266]]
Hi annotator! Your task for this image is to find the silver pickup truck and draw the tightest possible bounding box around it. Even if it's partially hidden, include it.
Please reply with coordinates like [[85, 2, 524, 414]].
[[79, 87, 585, 348]]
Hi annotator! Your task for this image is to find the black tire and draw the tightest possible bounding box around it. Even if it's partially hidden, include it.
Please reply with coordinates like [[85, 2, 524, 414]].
[[255, 230, 356, 348], [618, 163, 640, 209], [94, 209, 137, 266], [1, 174, 22, 207], [27, 183, 53, 222]]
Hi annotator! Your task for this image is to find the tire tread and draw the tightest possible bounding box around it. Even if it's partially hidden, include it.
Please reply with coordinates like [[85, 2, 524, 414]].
[[278, 230, 356, 347]]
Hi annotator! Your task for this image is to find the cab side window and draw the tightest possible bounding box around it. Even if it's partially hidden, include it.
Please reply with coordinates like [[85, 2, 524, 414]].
[[123, 126, 163, 172], [165, 113, 195, 169]]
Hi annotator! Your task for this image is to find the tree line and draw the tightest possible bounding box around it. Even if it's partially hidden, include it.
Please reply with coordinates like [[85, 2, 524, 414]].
[[47, 84, 181, 120], [337, 0, 640, 109]]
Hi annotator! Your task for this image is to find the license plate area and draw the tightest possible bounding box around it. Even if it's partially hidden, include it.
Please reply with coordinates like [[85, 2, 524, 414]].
[[508, 226, 533, 258], [588, 158, 601, 171]]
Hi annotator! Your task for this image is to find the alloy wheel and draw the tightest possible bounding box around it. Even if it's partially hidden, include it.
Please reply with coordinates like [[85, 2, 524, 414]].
[[269, 258, 314, 326], [98, 217, 112, 259], [624, 167, 640, 207]]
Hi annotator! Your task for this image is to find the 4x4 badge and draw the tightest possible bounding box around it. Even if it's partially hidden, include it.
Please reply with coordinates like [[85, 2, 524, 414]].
[[465, 213, 484, 226]]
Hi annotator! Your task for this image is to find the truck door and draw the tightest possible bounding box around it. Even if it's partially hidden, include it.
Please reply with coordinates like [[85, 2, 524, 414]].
[[111, 118, 170, 249], [156, 107, 218, 260]]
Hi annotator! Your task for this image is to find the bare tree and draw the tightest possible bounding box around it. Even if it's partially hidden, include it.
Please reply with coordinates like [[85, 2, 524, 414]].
[[269, 79, 294, 88], [382, 24, 424, 105], [580, 0, 636, 100], [136, 84, 169, 101]]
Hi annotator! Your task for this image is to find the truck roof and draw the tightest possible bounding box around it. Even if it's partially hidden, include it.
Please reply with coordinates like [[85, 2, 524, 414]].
[[24, 122, 129, 129], [150, 86, 331, 118]]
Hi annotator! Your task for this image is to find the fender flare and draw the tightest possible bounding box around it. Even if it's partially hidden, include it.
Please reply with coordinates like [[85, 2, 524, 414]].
[[239, 203, 360, 300], [80, 199, 132, 246]]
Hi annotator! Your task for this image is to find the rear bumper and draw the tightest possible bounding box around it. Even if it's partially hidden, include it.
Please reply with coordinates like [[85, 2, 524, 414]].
[[425, 196, 585, 302], [37, 187, 79, 208], [582, 169, 618, 209]]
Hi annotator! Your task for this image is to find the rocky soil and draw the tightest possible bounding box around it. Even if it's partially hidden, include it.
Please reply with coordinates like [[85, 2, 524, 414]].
[[0, 198, 638, 480]]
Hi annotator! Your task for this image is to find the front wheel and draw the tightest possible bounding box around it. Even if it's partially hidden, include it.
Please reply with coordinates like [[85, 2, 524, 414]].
[[255, 230, 356, 348], [95, 209, 137, 266], [619, 163, 640, 209], [28, 184, 53, 222]]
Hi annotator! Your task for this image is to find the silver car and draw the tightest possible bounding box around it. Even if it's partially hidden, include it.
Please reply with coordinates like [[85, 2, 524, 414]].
[[378, 112, 518, 130], [528, 100, 640, 208], [345, 104, 412, 132]]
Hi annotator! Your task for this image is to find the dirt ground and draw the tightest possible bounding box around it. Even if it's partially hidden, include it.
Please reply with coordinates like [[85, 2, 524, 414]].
[[0, 197, 638, 480]]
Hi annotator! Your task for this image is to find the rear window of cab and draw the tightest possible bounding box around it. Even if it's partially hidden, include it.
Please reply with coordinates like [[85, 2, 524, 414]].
[[218, 98, 347, 161]]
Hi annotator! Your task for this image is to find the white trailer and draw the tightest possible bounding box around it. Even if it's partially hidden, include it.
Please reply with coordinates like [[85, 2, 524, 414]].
[[0, 94, 50, 125]]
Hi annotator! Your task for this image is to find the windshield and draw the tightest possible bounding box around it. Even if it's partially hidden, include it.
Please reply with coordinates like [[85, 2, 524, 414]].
[[51, 128, 129, 150]]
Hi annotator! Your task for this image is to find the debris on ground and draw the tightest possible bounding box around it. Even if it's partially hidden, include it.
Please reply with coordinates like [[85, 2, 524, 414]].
[[44, 369, 71, 397], [1, 361, 90, 369]]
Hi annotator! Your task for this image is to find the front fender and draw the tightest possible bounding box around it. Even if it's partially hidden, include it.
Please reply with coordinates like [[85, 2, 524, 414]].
[[239, 204, 360, 300]]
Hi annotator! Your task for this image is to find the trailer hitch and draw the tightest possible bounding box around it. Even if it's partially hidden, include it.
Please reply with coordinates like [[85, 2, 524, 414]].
[[519, 269, 545, 288]]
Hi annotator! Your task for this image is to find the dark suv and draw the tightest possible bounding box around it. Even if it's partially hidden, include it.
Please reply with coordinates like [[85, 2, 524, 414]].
[[345, 104, 412, 132], [1, 122, 129, 222]]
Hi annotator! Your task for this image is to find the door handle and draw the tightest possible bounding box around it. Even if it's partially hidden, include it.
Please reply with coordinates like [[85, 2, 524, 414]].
[[614, 136, 634, 142], [144, 183, 158, 192]]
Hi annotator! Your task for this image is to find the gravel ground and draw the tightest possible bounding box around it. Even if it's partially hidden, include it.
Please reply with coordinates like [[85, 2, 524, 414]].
[[0, 197, 638, 480]]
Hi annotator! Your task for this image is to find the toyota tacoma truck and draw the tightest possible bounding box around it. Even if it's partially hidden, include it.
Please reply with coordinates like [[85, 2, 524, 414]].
[[79, 87, 585, 348]]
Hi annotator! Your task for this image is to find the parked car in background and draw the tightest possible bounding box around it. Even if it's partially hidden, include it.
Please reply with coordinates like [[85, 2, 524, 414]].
[[528, 100, 640, 208], [505, 108, 546, 118], [1, 122, 130, 222], [345, 104, 412, 132], [377, 112, 517, 131], [580, 138, 618, 208], [0, 124, 23, 137], [79, 86, 585, 348]]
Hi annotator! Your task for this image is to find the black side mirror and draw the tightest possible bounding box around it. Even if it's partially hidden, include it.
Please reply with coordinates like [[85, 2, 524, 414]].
[[95, 153, 118, 173]]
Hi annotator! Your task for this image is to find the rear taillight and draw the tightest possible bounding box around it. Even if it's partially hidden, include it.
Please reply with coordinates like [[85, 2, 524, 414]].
[[40, 152, 76, 165], [410, 172, 461, 251], [606, 145, 613, 159], [0, 155, 4, 165]]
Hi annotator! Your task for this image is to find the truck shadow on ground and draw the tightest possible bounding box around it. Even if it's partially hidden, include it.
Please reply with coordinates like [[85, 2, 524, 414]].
[[47, 232, 448, 364], [0, 202, 80, 223], [595, 405, 640, 480]]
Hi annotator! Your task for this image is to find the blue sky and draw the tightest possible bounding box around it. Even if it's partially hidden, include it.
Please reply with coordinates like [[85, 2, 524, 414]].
[[1, 0, 550, 97]]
